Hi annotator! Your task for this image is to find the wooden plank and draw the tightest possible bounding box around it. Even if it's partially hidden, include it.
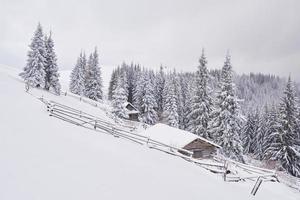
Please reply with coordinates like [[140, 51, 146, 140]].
[[251, 177, 263, 196]]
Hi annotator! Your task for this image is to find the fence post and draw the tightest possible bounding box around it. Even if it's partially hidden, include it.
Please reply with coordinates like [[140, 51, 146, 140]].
[[223, 160, 228, 181], [251, 177, 263, 196], [94, 120, 97, 130]]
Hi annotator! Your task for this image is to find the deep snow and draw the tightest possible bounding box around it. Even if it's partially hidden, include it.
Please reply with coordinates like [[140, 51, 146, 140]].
[[0, 65, 299, 200]]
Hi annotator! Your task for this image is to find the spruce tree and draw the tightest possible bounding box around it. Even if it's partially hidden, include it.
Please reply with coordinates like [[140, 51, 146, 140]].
[[44, 32, 61, 94], [140, 72, 158, 125], [210, 54, 244, 162], [189, 50, 213, 139], [155, 65, 165, 117], [69, 52, 86, 95], [125, 63, 139, 104], [112, 75, 128, 119], [266, 77, 300, 177], [263, 104, 281, 159], [253, 108, 266, 160], [241, 113, 256, 154], [20, 23, 47, 88], [163, 75, 179, 128], [133, 69, 144, 111], [173, 72, 184, 129], [108, 67, 120, 100], [131, 64, 141, 105], [84, 48, 103, 101], [182, 74, 194, 131]]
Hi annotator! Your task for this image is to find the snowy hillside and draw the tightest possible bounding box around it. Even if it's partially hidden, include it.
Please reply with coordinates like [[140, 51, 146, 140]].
[[0, 65, 299, 200]]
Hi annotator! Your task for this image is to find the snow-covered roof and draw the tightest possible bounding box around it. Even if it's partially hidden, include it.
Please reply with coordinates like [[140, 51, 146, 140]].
[[142, 123, 221, 149], [124, 102, 139, 114], [126, 110, 139, 114]]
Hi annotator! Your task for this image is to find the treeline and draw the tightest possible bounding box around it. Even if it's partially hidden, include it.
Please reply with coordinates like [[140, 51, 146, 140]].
[[108, 51, 300, 177]]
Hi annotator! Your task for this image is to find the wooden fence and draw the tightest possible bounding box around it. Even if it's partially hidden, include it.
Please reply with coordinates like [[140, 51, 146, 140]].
[[46, 100, 195, 156]]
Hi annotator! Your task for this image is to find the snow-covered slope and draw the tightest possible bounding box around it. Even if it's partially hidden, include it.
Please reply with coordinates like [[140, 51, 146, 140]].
[[0, 65, 299, 200]]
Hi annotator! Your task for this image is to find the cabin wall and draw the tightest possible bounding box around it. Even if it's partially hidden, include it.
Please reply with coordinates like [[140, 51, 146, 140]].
[[129, 113, 139, 121], [183, 139, 218, 159]]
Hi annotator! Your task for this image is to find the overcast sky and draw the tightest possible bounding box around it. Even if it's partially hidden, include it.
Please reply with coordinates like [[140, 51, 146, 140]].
[[1, 0, 300, 80]]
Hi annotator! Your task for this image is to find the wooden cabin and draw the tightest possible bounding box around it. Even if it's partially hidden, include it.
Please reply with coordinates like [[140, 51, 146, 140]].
[[142, 123, 221, 159], [124, 102, 139, 121], [182, 138, 220, 159]]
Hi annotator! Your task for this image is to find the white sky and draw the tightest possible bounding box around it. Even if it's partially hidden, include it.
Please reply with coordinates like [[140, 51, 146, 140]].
[[0, 0, 300, 79]]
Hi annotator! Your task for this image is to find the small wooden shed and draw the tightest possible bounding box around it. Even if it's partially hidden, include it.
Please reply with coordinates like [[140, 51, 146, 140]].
[[182, 138, 221, 159], [142, 123, 221, 159], [124, 102, 139, 121]]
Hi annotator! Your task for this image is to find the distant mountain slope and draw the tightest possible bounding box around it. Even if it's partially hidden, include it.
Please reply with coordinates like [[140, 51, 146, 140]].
[[210, 69, 299, 114]]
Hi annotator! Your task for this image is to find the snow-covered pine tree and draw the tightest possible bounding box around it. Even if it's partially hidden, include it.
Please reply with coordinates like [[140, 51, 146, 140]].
[[263, 104, 280, 159], [84, 48, 103, 101], [108, 67, 120, 100], [241, 108, 264, 159], [140, 72, 158, 125], [188, 50, 213, 139], [44, 32, 61, 94], [182, 73, 194, 131], [241, 113, 256, 154], [119, 63, 130, 98], [162, 74, 179, 127], [298, 106, 300, 140], [253, 108, 267, 160], [121, 68, 129, 101], [210, 53, 244, 162], [266, 76, 300, 177], [112, 75, 128, 119], [173, 71, 184, 129], [294, 95, 300, 140], [133, 69, 144, 111], [20, 23, 47, 88], [84, 53, 94, 99], [125, 63, 137, 104], [131, 64, 141, 104], [69, 52, 86, 96], [155, 65, 165, 118]]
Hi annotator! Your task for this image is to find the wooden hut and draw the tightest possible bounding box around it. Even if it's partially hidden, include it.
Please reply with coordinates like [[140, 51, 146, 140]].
[[142, 123, 221, 159], [124, 102, 139, 121], [182, 138, 220, 158]]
